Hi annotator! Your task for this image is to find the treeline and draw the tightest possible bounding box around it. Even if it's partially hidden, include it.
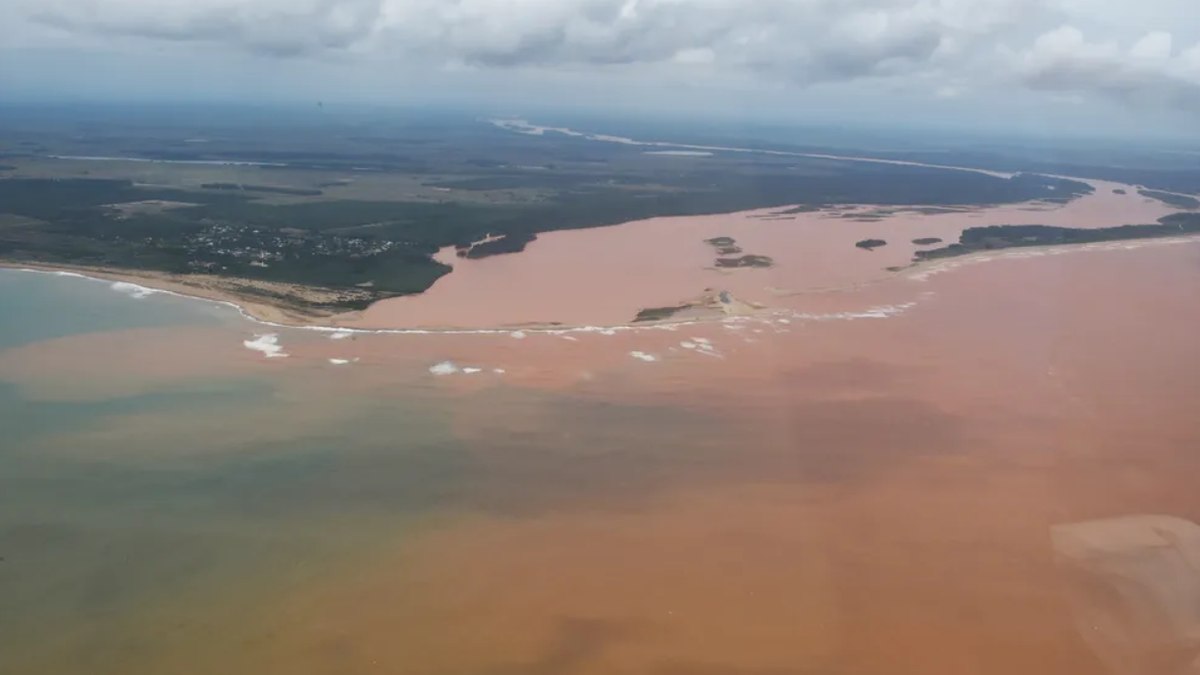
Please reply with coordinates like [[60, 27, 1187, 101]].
[[915, 215, 1200, 261], [201, 183, 323, 196], [1138, 189, 1200, 210]]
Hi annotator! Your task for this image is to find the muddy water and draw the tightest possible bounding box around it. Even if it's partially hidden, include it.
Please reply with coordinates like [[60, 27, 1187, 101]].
[[345, 179, 1180, 330], [3, 237, 1200, 675]]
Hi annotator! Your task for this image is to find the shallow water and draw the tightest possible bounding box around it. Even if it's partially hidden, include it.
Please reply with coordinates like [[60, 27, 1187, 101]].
[[3, 239, 1200, 674]]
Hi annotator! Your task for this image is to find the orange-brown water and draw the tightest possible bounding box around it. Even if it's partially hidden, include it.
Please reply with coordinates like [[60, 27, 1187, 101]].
[[4, 235, 1200, 674], [344, 179, 1178, 329]]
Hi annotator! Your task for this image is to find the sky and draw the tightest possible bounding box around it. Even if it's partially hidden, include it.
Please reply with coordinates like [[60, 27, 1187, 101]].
[[2, 0, 1199, 138]]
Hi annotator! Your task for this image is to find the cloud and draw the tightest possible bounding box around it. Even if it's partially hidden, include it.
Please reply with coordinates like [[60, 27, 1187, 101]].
[[31, 0, 387, 57], [24, 0, 1033, 73], [15, 0, 1200, 114], [1012, 25, 1200, 112]]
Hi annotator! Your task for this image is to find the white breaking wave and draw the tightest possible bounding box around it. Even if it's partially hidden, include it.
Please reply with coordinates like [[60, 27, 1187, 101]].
[[329, 331, 354, 340], [429, 361, 497, 375], [429, 361, 460, 375], [243, 334, 288, 358], [789, 302, 918, 322], [110, 281, 156, 299], [630, 351, 658, 362], [329, 358, 358, 365]]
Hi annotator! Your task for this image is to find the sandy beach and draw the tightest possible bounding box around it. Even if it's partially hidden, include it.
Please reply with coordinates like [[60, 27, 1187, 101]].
[[0, 260, 357, 326]]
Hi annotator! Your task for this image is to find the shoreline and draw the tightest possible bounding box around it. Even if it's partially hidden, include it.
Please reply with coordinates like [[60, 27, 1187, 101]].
[[6, 231, 1200, 337]]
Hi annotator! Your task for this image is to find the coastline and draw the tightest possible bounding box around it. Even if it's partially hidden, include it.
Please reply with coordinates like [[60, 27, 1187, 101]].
[[7, 229, 1200, 336], [0, 260, 337, 327]]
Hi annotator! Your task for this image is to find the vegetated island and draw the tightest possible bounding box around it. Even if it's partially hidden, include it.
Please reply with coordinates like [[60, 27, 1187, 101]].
[[705, 236, 774, 268], [856, 239, 888, 250], [913, 213, 1200, 262], [912, 237, 943, 245], [705, 236, 742, 255], [1138, 189, 1200, 210], [715, 255, 774, 268]]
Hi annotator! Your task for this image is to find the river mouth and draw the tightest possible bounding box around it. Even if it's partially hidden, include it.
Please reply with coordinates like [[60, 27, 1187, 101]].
[[3, 234, 1200, 674], [338, 176, 1179, 331]]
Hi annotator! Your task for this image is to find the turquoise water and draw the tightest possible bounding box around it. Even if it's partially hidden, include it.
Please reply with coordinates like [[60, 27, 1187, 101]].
[[0, 272, 450, 673], [0, 270, 227, 350]]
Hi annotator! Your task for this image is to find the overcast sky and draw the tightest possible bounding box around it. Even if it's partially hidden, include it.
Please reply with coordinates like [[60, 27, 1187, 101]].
[[2, 0, 1199, 137]]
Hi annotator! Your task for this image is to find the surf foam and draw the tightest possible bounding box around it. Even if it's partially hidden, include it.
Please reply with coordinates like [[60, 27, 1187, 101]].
[[243, 334, 288, 358]]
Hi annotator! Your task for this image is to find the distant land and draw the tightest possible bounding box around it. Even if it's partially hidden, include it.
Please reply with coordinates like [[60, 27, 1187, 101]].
[[1, 106, 1197, 321], [913, 214, 1200, 262]]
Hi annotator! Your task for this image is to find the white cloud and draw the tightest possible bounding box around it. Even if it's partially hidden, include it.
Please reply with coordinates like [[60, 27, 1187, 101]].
[[1012, 25, 1200, 111], [11, 0, 1200, 114]]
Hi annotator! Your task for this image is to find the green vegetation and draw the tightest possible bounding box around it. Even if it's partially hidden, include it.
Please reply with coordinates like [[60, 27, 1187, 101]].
[[1138, 189, 1200, 210], [634, 304, 691, 322], [460, 232, 538, 258], [715, 254, 774, 268], [912, 237, 943, 245], [705, 236, 772, 266], [0, 112, 1105, 313], [914, 215, 1200, 261], [201, 183, 324, 196], [856, 239, 887, 250], [705, 236, 742, 255]]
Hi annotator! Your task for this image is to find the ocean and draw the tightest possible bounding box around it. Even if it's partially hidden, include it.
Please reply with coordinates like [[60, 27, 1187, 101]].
[[3, 238, 1200, 675]]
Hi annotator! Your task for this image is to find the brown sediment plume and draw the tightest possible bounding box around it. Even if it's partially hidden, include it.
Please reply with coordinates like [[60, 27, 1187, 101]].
[[94, 238, 1193, 675], [345, 178, 1179, 330], [2, 178, 1178, 333], [5, 200, 1200, 674]]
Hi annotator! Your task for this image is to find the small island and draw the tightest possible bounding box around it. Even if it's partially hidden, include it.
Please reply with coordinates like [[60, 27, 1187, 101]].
[[856, 238, 888, 251], [705, 236, 772, 268], [634, 304, 692, 322], [705, 236, 743, 255], [715, 254, 774, 268], [912, 237, 943, 245]]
